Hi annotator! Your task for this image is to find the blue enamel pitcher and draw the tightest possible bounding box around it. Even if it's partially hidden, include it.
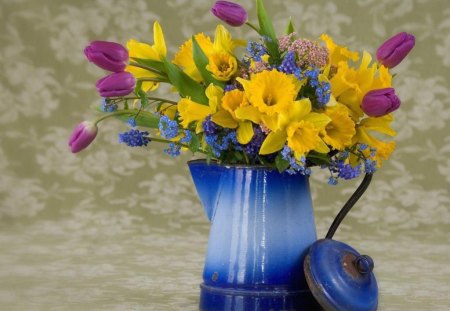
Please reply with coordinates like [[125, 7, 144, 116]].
[[188, 160, 322, 311]]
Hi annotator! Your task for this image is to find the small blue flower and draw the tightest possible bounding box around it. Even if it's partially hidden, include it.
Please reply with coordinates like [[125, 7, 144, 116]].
[[204, 134, 222, 157], [305, 68, 319, 83], [337, 161, 361, 180], [202, 115, 218, 135], [180, 130, 192, 144], [316, 81, 331, 106], [127, 118, 137, 128], [158, 115, 179, 139], [119, 129, 150, 147], [101, 98, 118, 112], [281, 145, 292, 160], [247, 41, 266, 62], [244, 126, 264, 157], [328, 176, 338, 185], [370, 147, 377, 157], [278, 51, 298, 74], [364, 159, 377, 174], [294, 68, 303, 81], [224, 84, 237, 92], [358, 144, 369, 151], [164, 142, 181, 157]]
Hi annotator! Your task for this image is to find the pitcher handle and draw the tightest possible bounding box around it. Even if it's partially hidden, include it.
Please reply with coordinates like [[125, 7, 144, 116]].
[[325, 173, 373, 239]]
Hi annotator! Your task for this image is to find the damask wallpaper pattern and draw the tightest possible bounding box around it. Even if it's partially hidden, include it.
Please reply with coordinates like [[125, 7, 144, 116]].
[[0, 0, 449, 310]]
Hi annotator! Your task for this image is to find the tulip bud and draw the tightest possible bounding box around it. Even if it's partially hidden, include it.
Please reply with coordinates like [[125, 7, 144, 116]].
[[96, 72, 135, 97], [376, 32, 415, 68], [68, 121, 98, 153], [211, 1, 248, 27], [84, 41, 129, 72], [361, 88, 401, 117]]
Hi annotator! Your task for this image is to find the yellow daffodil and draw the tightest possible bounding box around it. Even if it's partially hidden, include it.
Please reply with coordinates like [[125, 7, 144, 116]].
[[329, 51, 393, 121], [259, 98, 331, 158], [126, 21, 167, 91], [173, 25, 244, 82], [322, 104, 356, 150], [177, 84, 224, 133], [353, 114, 396, 167], [206, 52, 238, 81], [237, 70, 303, 116], [173, 33, 214, 82], [320, 34, 359, 67], [211, 89, 254, 144]]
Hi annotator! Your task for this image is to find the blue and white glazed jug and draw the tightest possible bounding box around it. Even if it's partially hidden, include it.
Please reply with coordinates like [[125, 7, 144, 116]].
[[188, 160, 322, 311]]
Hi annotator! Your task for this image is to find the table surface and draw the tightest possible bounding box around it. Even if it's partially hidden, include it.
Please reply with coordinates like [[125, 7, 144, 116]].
[[0, 188, 448, 311]]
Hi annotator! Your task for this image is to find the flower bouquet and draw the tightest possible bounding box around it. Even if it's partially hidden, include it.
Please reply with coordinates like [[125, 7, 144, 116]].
[[70, 0, 414, 185], [69, 1, 414, 310]]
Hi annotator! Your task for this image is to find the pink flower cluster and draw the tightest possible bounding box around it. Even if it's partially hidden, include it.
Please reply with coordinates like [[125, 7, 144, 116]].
[[279, 33, 328, 69]]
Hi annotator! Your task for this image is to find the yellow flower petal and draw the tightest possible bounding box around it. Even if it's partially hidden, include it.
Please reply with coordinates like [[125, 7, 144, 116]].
[[234, 105, 262, 124], [211, 109, 238, 128], [205, 84, 224, 113], [126, 39, 159, 60], [237, 70, 301, 116], [303, 112, 331, 130], [286, 120, 321, 155], [178, 98, 212, 129], [221, 89, 246, 117], [206, 52, 238, 81], [322, 104, 355, 150], [237, 121, 254, 144], [360, 114, 396, 136], [173, 33, 214, 82], [153, 21, 167, 59], [213, 24, 245, 54], [259, 130, 287, 155], [320, 34, 359, 66]]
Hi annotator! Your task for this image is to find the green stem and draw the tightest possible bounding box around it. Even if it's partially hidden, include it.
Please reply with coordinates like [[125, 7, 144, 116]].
[[148, 137, 208, 155], [138, 77, 170, 83], [245, 21, 261, 34], [108, 96, 178, 105], [128, 61, 167, 77], [94, 110, 140, 125]]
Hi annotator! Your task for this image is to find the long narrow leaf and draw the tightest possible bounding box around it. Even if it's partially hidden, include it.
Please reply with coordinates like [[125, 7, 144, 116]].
[[285, 19, 296, 35], [256, 0, 280, 63], [192, 36, 225, 88], [163, 59, 208, 105], [131, 57, 167, 75]]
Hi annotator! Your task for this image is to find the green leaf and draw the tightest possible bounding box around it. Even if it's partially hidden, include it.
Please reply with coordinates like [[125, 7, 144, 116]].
[[138, 89, 149, 108], [285, 19, 296, 35], [120, 111, 160, 128], [163, 58, 208, 105], [192, 36, 225, 88], [134, 80, 143, 95], [131, 57, 167, 75], [275, 153, 290, 173], [188, 132, 201, 153], [256, 0, 280, 63], [306, 152, 330, 166]]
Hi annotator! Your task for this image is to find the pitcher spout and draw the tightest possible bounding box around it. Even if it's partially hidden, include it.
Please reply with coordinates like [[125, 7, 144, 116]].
[[188, 160, 224, 221]]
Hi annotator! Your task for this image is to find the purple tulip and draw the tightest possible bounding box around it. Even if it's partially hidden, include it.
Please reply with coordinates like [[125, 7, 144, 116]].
[[376, 32, 415, 68], [68, 121, 98, 153], [96, 72, 135, 97], [211, 1, 248, 27], [361, 88, 401, 117], [84, 41, 128, 72]]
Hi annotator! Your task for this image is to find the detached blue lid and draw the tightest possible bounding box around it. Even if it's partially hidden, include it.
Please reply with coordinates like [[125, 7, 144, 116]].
[[304, 239, 378, 311]]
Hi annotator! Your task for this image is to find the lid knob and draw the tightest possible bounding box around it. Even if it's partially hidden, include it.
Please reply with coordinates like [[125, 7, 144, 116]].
[[354, 255, 374, 275]]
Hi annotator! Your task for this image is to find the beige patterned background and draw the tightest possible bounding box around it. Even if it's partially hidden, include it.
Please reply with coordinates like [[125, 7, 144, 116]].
[[0, 0, 449, 310]]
